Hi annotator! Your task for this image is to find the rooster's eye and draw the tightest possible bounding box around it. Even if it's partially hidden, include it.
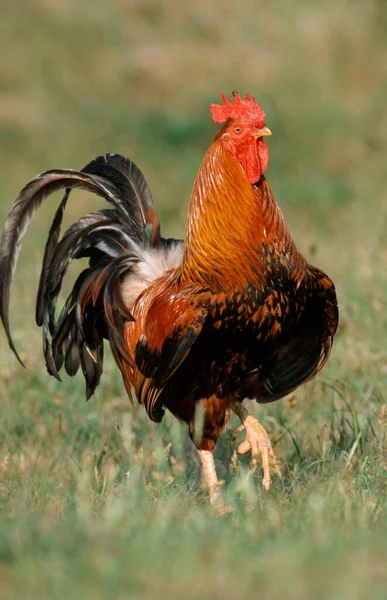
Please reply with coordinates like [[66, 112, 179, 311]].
[[234, 126, 242, 134]]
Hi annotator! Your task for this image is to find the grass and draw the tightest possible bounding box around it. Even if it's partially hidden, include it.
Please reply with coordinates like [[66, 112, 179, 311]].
[[1, 0, 387, 598]]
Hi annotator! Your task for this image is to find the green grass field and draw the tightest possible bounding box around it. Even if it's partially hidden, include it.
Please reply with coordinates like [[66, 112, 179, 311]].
[[1, 1, 387, 598]]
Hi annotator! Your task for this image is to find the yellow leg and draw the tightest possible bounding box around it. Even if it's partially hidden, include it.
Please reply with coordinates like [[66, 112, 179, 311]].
[[197, 449, 221, 506], [197, 449, 231, 515], [232, 402, 281, 491]]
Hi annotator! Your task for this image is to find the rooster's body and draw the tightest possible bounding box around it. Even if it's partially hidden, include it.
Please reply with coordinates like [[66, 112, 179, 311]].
[[0, 93, 338, 504]]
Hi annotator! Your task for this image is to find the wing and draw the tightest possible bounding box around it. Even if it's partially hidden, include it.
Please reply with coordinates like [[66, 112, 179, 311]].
[[136, 288, 209, 387], [256, 329, 333, 403], [255, 267, 339, 403], [132, 279, 209, 420]]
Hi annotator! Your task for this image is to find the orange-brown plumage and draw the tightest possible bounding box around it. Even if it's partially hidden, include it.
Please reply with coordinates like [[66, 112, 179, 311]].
[[0, 93, 338, 501], [123, 95, 337, 451]]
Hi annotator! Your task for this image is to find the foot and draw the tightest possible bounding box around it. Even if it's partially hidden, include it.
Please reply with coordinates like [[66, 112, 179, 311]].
[[231, 403, 281, 491]]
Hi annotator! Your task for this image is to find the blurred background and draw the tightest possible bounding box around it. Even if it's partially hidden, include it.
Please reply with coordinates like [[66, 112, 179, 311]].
[[1, 2, 387, 597]]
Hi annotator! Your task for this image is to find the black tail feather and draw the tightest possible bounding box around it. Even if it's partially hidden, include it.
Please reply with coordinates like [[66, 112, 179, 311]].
[[36, 189, 70, 327], [0, 168, 124, 363], [82, 154, 159, 245], [0, 153, 158, 400]]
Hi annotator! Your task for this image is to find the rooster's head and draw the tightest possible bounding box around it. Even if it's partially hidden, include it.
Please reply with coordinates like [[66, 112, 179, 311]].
[[211, 91, 272, 184]]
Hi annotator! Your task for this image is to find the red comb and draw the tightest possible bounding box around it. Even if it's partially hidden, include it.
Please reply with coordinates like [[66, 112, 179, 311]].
[[210, 91, 265, 126]]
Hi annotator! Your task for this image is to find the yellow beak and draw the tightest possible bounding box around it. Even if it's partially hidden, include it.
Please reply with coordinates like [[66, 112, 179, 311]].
[[251, 126, 272, 138]]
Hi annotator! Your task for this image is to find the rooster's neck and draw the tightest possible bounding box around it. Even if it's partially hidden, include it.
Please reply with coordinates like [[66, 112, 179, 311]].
[[180, 141, 292, 290]]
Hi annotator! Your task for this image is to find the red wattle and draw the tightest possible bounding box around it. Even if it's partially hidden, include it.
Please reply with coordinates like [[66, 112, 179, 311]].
[[240, 140, 269, 184]]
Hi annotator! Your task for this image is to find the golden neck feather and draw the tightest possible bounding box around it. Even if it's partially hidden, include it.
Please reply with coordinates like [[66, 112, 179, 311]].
[[180, 140, 302, 290]]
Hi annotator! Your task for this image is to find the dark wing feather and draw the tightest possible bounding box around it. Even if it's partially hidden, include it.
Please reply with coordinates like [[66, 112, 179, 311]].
[[256, 269, 338, 403], [256, 333, 333, 403]]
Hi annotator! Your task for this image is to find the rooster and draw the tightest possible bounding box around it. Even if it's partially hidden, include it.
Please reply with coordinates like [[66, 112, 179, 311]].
[[0, 92, 338, 505]]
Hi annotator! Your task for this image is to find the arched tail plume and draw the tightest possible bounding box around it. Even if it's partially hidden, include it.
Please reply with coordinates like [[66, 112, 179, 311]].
[[0, 154, 159, 399]]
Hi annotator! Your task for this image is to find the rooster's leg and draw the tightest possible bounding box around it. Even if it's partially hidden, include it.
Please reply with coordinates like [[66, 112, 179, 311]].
[[197, 449, 221, 506], [231, 402, 281, 491], [190, 395, 233, 512]]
